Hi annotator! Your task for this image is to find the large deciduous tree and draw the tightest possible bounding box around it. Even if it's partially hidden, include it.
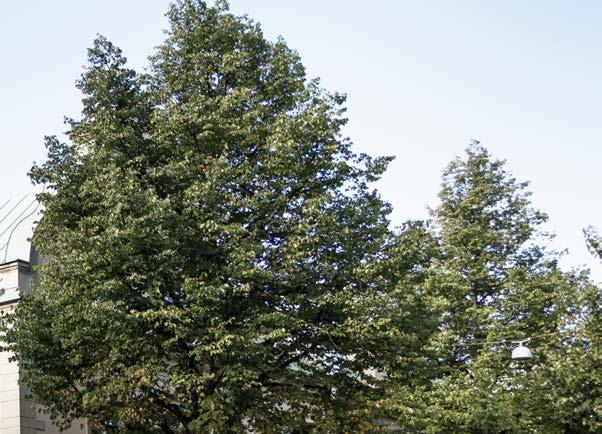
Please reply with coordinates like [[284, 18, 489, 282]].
[[388, 144, 601, 433], [0, 1, 431, 432]]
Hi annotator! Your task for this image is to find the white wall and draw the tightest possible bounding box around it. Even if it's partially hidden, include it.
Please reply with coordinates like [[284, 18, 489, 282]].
[[0, 261, 88, 434]]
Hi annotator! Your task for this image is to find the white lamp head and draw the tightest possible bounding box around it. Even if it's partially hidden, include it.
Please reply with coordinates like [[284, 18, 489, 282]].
[[511, 341, 533, 360]]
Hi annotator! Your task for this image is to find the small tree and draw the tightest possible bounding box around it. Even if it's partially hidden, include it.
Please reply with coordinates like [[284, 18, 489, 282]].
[[1, 1, 429, 432]]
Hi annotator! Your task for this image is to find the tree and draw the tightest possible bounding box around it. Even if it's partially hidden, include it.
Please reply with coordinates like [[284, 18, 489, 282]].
[[391, 144, 601, 433], [0, 1, 430, 432]]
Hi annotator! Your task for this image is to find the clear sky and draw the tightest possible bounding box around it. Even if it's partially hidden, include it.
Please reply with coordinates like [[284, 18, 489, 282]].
[[0, 1, 600, 279]]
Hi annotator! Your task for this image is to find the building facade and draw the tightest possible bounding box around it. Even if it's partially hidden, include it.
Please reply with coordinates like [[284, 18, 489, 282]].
[[0, 260, 88, 434]]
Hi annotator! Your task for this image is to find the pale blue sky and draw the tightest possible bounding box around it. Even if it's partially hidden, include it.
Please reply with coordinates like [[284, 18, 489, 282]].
[[0, 1, 600, 279]]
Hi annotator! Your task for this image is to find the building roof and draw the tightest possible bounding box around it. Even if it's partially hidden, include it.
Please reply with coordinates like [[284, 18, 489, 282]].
[[0, 193, 39, 263]]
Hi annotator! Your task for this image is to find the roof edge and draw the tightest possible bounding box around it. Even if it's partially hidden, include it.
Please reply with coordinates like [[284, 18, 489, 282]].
[[0, 259, 31, 273]]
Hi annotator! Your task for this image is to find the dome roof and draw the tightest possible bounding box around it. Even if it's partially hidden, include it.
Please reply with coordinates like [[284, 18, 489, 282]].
[[0, 193, 40, 264]]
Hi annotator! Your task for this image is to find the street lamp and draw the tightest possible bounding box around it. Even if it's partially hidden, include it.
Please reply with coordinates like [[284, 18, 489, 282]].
[[511, 340, 533, 361]]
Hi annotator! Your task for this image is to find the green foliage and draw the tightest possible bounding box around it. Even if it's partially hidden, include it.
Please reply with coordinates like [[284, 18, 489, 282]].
[[1, 2, 599, 432], [387, 143, 601, 433], [434, 143, 550, 360], [584, 226, 602, 261], [0, 1, 436, 433]]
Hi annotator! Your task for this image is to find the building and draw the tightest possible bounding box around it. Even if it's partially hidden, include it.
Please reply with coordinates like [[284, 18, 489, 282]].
[[0, 196, 88, 434]]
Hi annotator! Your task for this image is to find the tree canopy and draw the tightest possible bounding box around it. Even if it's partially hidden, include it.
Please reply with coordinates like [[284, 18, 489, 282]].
[[1, 1, 432, 432], [0, 1, 600, 433], [386, 144, 601, 433]]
